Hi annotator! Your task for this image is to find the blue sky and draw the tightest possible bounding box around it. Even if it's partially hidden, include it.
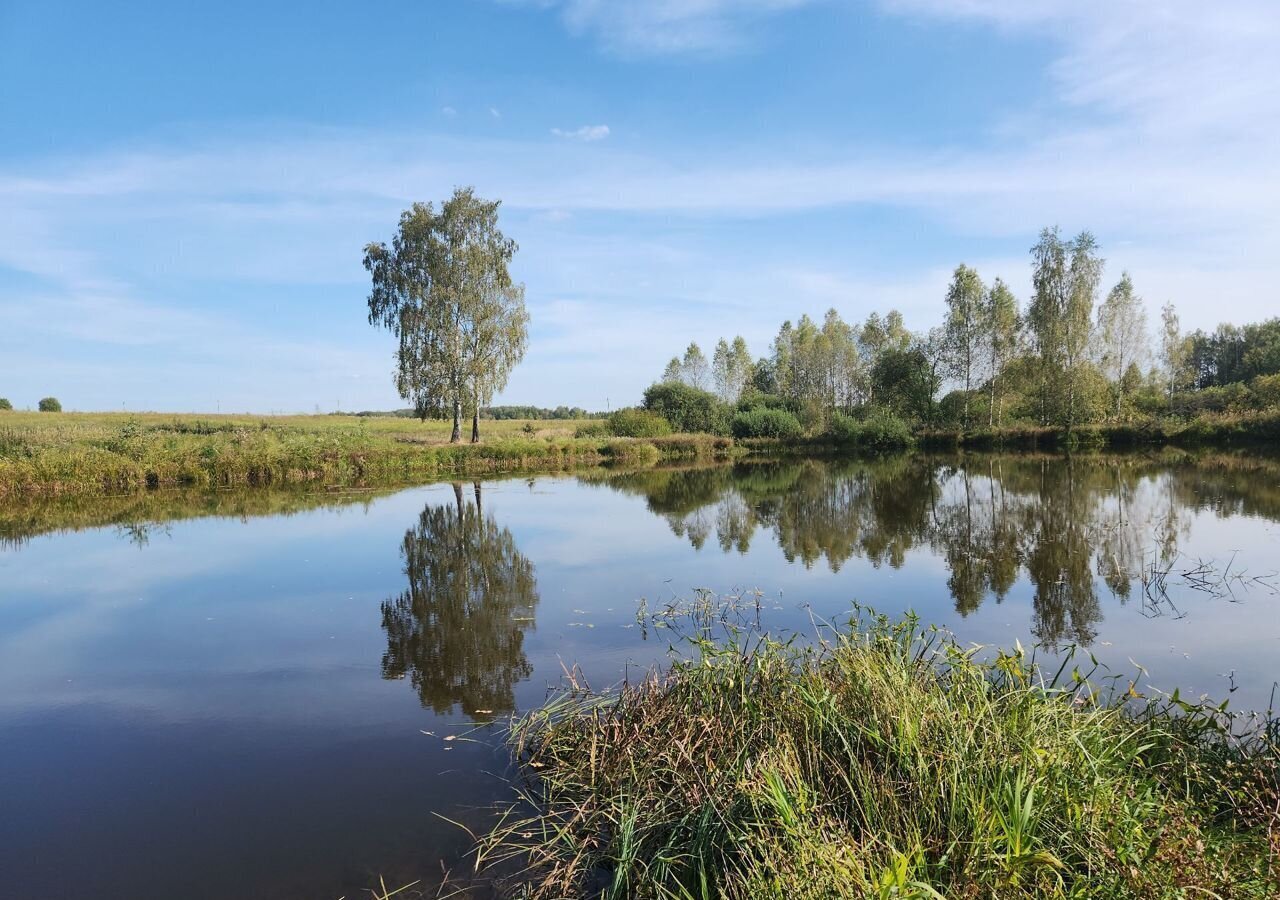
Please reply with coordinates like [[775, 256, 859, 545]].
[[2, 1, 1277, 412]]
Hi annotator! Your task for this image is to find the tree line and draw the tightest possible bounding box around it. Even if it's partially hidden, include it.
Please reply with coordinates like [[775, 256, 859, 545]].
[[0, 397, 62, 412], [653, 227, 1280, 435], [349, 404, 602, 420]]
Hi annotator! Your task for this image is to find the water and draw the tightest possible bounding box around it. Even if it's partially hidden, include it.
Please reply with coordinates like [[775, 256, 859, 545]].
[[1, 452, 1278, 898]]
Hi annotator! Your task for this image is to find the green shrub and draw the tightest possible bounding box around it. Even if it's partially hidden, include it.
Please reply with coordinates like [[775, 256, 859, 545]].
[[731, 407, 803, 439], [607, 407, 673, 438], [1174, 383, 1253, 416], [1252, 373, 1280, 408], [572, 421, 610, 438], [0, 398, 11, 411], [827, 409, 913, 450], [37, 397, 62, 413], [736, 393, 791, 413], [598, 439, 660, 466], [642, 382, 732, 435]]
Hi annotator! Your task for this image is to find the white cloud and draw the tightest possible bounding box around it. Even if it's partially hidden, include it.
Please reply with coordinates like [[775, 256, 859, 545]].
[[512, 0, 819, 55], [440, 105, 457, 117], [550, 124, 611, 141], [883, 0, 1280, 139], [489, 106, 502, 118]]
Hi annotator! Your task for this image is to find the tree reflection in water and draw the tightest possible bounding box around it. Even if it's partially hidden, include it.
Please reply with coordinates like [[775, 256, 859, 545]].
[[380, 483, 538, 715], [587, 453, 1280, 648]]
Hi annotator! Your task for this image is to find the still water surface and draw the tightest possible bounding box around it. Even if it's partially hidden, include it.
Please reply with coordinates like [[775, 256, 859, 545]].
[[2, 452, 1278, 898]]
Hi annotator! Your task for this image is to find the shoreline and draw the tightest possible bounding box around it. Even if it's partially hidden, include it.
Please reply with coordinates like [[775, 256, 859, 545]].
[[3, 410, 1278, 500]]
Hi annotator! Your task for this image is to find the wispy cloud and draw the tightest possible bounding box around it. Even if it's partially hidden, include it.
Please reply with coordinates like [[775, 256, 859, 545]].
[[4, 1, 1279, 410], [511, 0, 819, 55], [550, 124, 610, 141]]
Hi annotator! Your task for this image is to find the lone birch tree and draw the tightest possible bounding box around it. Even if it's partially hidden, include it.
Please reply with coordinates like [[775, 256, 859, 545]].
[[364, 188, 528, 442]]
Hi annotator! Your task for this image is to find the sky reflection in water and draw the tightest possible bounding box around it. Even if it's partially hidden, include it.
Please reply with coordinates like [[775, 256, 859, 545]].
[[1, 452, 1277, 898]]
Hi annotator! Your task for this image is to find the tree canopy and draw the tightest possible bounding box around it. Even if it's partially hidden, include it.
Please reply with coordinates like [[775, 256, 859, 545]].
[[364, 188, 528, 442]]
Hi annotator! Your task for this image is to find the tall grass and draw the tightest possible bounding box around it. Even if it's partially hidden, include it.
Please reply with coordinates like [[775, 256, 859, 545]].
[[480, 604, 1279, 899], [0, 413, 737, 499], [918, 409, 1280, 452]]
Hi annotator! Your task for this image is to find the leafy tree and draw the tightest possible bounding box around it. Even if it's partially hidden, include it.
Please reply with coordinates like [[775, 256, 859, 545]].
[[464, 279, 528, 442], [750, 357, 778, 395], [1160, 302, 1186, 408], [364, 187, 528, 443], [1185, 318, 1280, 388], [380, 483, 538, 714], [0, 398, 11, 411], [858, 310, 910, 402], [941, 264, 988, 427], [819, 309, 864, 410], [983, 278, 1021, 426], [770, 310, 862, 422], [871, 342, 941, 424], [37, 397, 61, 412], [642, 381, 731, 434], [681, 342, 711, 392], [712, 336, 755, 403], [1241, 318, 1280, 380], [712, 339, 733, 400], [1027, 227, 1103, 430], [1095, 272, 1149, 417], [661, 357, 682, 383]]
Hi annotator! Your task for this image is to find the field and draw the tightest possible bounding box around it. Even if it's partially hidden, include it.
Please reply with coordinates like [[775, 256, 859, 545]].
[[0, 412, 733, 499]]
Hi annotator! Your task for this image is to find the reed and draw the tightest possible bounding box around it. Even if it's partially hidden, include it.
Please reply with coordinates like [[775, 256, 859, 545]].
[[480, 604, 1280, 899]]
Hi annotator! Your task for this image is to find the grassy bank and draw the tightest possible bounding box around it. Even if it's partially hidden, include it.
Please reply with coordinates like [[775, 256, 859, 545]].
[[482, 608, 1279, 899], [0, 412, 735, 499], [728, 409, 1280, 456], [916, 409, 1280, 452]]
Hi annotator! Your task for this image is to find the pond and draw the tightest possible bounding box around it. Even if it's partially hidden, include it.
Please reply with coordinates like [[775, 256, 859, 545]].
[[1, 451, 1278, 898]]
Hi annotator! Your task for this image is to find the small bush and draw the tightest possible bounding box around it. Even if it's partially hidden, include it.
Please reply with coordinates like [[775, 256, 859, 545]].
[[0, 398, 12, 411], [598, 439, 660, 466], [1252, 373, 1280, 408], [827, 409, 913, 450], [607, 407, 673, 438], [642, 382, 732, 435], [736, 393, 791, 413], [37, 397, 62, 413], [573, 422, 610, 438], [731, 407, 803, 439]]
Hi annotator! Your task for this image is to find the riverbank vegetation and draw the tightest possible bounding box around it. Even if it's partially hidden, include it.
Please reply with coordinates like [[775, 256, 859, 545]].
[[0, 412, 733, 499], [481, 607, 1280, 898], [619, 227, 1280, 451]]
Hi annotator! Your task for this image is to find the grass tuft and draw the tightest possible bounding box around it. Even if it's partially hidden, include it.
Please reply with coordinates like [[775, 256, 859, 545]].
[[479, 604, 1280, 899]]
